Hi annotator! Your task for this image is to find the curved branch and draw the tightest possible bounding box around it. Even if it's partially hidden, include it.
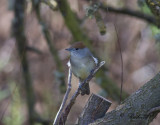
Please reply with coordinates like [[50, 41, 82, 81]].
[[101, 4, 157, 26]]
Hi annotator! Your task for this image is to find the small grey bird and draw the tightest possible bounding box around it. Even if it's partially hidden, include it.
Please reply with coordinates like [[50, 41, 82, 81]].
[[66, 42, 98, 95]]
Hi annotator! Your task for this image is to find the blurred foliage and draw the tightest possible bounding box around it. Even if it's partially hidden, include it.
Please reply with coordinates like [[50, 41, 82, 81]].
[[3, 82, 24, 125], [155, 33, 160, 42], [96, 71, 129, 101], [137, 0, 146, 7], [94, 11, 107, 35], [86, 1, 106, 35], [138, 0, 152, 14], [0, 89, 10, 102], [41, 0, 58, 10], [155, 32, 160, 53], [54, 70, 66, 93], [146, 0, 160, 16], [57, 0, 90, 45], [151, 25, 160, 35], [1, 0, 160, 124], [0, 56, 10, 72], [138, 0, 160, 52], [86, 2, 101, 18], [146, 0, 160, 26]]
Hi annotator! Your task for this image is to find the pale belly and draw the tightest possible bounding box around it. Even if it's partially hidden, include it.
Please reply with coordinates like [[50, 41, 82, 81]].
[[70, 58, 96, 80]]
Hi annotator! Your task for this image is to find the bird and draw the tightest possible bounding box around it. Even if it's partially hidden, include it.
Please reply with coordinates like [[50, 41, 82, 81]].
[[65, 42, 98, 95]]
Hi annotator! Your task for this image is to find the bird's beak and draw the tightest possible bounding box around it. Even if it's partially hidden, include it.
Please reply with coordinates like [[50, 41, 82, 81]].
[[65, 48, 72, 52]]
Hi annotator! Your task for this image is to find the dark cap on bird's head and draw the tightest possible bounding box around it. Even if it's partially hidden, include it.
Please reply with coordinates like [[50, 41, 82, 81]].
[[65, 42, 86, 51]]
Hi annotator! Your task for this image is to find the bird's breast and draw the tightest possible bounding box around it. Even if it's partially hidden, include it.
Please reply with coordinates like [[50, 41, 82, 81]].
[[70, 56, 96, 80]]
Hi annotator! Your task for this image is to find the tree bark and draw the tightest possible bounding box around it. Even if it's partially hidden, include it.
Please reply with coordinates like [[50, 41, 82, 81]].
[[77, 94, 112, 125], [90, 72, 160, 125]]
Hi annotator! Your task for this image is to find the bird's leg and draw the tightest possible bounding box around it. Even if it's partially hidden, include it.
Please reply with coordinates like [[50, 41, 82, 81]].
[[78, 79, 85, 95], [78, 79, 90, 95], [78, 81, 83, 91], [90, 69, 95, 74]]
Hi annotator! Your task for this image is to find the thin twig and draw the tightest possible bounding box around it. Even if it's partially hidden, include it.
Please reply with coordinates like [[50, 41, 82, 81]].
[[53, 67, 72, 125], [102, 0, 124, 104], [114, 25, 123, 104], [102, 1, 124, 103], [58, 61, 105, 125]]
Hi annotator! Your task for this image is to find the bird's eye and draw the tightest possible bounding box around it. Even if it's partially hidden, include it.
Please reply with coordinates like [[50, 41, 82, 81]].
[[75, 48, 79, 50]]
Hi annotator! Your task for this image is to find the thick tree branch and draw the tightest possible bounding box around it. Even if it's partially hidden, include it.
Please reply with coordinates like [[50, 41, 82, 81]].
[[91, 72, 160, 125], [77, 94, 112, 125]]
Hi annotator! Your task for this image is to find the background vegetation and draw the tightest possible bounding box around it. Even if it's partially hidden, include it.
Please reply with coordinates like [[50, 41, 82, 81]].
[[0, 0, 160, 124]]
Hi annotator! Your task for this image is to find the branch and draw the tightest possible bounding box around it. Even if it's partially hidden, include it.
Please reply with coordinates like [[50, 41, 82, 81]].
[[100, 4, 157, 26], [12, 0, 36, 124], [77, 93, 112, 125], [53, 67, 72, 125], [91, 72, 160, 125], [32, 0, 66, 93], [41, 0, 58, 11], [58, 61, 105, 125], [34, 116, 52, 125], [26, 46, 43, 55], [56, 0, 90, 46]]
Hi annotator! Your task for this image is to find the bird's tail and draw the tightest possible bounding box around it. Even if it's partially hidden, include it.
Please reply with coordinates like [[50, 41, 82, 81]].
[[80, 82, 90, 96]]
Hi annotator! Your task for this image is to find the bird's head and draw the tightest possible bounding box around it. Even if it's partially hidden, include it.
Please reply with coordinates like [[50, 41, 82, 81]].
[[65, 42, 90, 58]]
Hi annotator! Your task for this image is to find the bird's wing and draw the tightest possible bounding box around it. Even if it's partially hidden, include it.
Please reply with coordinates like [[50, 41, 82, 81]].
[[67, 60, 71, 67], [92, 56, 98, 65], [89, 50, 98, 65]]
